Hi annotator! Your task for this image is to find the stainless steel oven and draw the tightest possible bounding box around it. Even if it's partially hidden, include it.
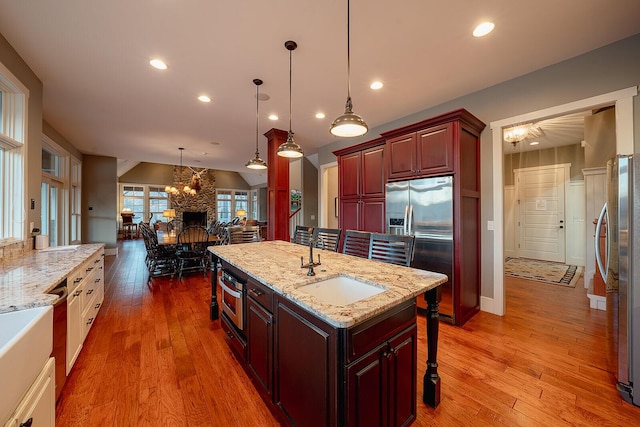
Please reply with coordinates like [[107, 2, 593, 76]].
[[220, 269, 245, 331]]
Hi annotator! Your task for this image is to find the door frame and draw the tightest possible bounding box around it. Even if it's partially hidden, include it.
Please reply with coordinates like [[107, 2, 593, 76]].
[[488, 86, 637, 316]]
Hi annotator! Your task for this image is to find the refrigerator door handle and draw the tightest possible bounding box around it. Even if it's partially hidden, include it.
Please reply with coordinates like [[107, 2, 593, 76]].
[[595, 203, 609, 282], [403, 205, 409, 235], [408, 204, 414, 235]]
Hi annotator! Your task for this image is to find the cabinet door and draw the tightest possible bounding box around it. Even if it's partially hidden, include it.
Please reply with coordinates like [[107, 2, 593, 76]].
[[66, 288, 82, 374], [387, 133, 417, 180], [346, 344, 386, 427], [11, 358, 55, 427], [275, 296, 337, 427], [340, 152, 362, 198], [361, 199, 386, 233], [416, 123, 453, 175], [340, 199, 361, 232], [361, 145, 385, 198], [387, 325, 417, 427], [247, 297, 273, 396]]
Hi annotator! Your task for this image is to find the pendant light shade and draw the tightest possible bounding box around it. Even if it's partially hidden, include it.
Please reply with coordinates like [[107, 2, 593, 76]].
[[277, 40, 304, 158], [330, 0, 368, 138], [246, 78, 268, 170]]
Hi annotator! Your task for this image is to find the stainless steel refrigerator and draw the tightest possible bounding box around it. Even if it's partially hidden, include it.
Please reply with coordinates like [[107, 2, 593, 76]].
[[595, 154, 639, 407], [386, 176, 455, 321]]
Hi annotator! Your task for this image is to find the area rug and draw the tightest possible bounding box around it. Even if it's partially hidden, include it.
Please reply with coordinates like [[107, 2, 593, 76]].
[[504, 257, 582, 287]]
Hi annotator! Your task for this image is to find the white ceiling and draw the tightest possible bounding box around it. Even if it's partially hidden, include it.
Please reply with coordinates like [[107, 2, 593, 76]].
[[1, 1, 639, 181]]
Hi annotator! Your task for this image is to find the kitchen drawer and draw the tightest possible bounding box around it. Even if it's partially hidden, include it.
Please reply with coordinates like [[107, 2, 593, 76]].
[[246, 278, 273, 312], [82, 286, 103, 340], [221, 313, 246, 362], [344, 299, 415, 363], [81, 268, 102, 311]]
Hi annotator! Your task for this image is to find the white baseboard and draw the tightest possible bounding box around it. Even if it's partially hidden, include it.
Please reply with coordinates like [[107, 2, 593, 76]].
[[105, 247, 118, 256], [587, 293, 606, 311], [480, 296, 502, 316]]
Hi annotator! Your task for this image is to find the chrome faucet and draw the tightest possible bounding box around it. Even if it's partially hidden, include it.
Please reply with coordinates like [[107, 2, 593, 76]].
[[300, 236, 323, 276]]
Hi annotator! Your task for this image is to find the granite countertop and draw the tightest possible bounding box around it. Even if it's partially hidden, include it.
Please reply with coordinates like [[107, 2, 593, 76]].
[[0, 244, 104, 314], [208, 240, 447, 327]]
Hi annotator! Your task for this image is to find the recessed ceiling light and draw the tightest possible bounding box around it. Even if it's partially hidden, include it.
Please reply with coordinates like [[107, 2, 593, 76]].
[[529, 141, 539, 146], [316, 112, 326, 119], [473, 22, 495, 37], [370, 81, 383, 90], [149, 59, 168, 70], [198, 95, 211, 103], [268, 114, 279, 121]]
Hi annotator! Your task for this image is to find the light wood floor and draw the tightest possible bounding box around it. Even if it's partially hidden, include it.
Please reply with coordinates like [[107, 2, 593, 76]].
[[55, 239, 640, 426]]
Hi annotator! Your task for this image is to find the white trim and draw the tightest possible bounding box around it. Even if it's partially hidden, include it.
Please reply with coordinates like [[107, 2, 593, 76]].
[[319, 161, 338, 228], [489, 86, 638, 317]]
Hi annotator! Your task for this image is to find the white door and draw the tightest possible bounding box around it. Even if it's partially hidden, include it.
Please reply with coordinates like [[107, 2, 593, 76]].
[[515, 164, 569, 262]]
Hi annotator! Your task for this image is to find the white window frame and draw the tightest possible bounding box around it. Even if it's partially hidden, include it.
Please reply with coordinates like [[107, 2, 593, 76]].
[[41, 136, 70, 246], [118, 183, 169, 224], [70, 157, 81, 244], [216, 188, 257, 222], [0, 60, 28, 244]]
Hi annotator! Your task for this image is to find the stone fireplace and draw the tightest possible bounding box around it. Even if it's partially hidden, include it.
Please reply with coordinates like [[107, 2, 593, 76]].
[[170, 167, 216, 227]]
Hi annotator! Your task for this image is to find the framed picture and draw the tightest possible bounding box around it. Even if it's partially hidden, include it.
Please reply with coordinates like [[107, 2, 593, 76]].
[[334, 197, 339, 217]]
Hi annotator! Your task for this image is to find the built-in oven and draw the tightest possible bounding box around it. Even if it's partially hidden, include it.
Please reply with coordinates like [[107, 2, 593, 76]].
[[220, 269, 246, 332]]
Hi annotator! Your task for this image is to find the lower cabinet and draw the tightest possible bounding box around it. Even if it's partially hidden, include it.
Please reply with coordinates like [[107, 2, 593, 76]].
[[67, 249, 104, 375], [246, 295, 273, 396], [247, 293, 417, 427], [345, 325, 417, 427], [4, 358, 55, 427]]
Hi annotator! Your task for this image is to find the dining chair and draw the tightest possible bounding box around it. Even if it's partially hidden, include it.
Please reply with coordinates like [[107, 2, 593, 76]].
[[292, 225, 314, 246], [176, 226, 210, 279], [228, 225, 261, 244], [121, 212, 138, 239], [341, 230, 371, 258], [312, 227, 342, 252], [139, 222, 176, 278], [368, 233, 415, 267]]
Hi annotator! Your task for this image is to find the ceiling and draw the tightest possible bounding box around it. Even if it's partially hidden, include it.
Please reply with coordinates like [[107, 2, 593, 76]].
[[1, 1, 639, 183]]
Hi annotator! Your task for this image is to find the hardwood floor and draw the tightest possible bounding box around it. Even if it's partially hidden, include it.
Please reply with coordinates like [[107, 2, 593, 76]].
[[55, 239, 640, 426]]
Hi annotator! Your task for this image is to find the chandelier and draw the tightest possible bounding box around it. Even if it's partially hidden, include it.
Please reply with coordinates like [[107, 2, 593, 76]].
[[164, 147, 205, 208], [503, 124, 531, 146]]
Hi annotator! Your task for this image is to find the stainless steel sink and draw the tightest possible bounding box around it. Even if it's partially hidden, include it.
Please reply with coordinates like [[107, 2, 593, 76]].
[[298, 276, 386, 306], [0, 306, 53, 424]]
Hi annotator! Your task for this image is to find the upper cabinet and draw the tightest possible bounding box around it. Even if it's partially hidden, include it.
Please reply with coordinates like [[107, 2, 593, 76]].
[[382, 109, 484, 181], [334, 138, 386, 233]]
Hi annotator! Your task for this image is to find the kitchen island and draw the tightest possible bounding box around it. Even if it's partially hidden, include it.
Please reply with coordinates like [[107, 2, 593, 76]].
[[208, 240, 447, 426]]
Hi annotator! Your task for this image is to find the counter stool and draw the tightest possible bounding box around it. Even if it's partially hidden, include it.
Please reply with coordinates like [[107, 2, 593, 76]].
[[121, 213, 138, 239]]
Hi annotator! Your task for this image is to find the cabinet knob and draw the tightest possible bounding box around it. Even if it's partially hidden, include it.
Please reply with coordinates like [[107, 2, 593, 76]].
[[20, 418, 33, 427]]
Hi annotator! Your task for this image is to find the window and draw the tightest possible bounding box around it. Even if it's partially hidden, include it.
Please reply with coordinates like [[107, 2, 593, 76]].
[[70, 158, 81, 243], [41, 139, 68, 247], [0, 61, 28, 243], [216, 189, 257, 222], [119, 184, 169, 224]]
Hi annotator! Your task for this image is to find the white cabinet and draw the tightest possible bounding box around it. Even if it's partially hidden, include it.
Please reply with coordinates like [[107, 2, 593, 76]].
[[4, 358, 55, 427], [66, 249, 104, 374]]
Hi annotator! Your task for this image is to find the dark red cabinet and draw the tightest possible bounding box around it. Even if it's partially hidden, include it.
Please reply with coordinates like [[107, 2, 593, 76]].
[[382, 109, 486, 326], [387, 122, 453, 180], [334, 139, 386, 234]]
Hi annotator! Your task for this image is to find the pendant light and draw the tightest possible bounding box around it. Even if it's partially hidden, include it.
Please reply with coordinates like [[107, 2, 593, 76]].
[[246, 78, 268, 170], [277, 40, 304, 158], [330, 0, 368, 138]]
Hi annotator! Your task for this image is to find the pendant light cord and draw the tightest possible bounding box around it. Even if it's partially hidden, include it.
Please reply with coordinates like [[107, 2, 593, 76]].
[[347, 0, 351, 100], [255, 83, 260, 155], [289, 48, 293, 133]]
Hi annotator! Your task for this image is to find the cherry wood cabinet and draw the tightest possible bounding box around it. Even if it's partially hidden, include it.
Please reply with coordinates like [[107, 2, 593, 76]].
[[246, 279, 274, 397], [382, 109, 486, 326], [334, 138, 386, 234], [386, 123, 454, 180]]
